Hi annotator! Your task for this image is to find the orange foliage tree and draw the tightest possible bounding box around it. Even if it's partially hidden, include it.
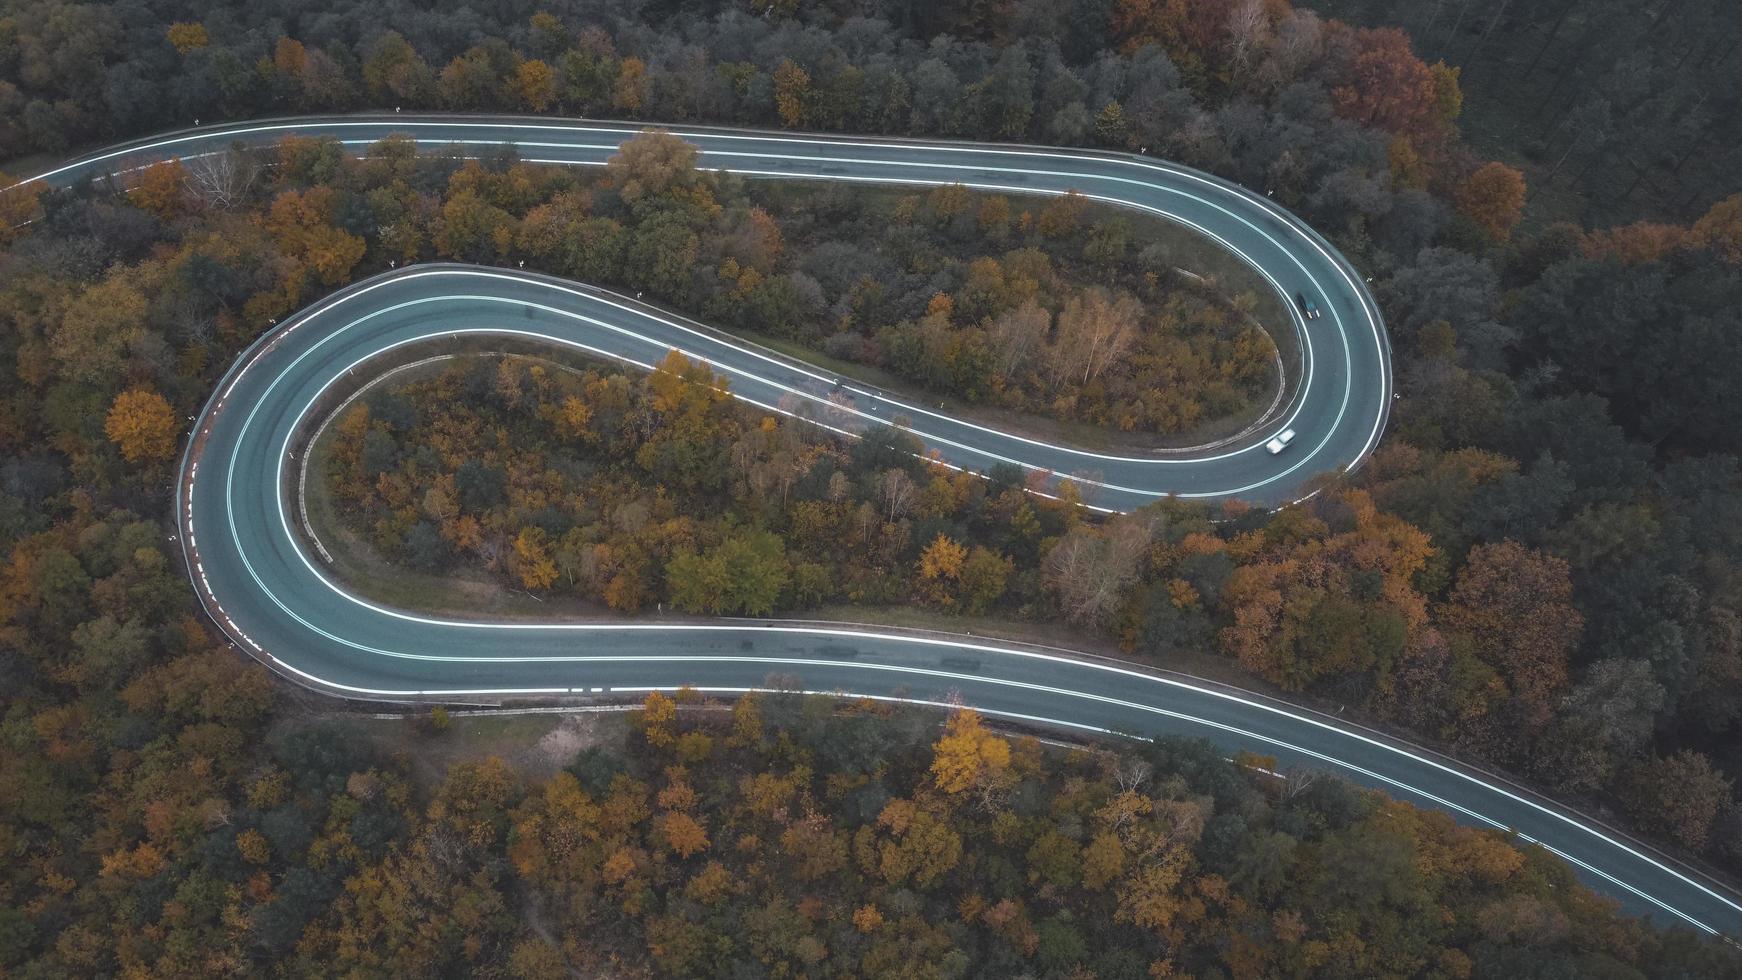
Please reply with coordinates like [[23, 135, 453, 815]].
[[1437, 540, 1581, 727], [773, 59, 811, 128], [134, 159, 190, 219], [660, 811, 710, 858], [1456, 162, 1527, 241]]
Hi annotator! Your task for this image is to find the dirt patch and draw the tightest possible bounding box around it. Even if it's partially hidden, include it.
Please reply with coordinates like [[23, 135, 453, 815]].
[[270, 708, 630, 793], [527, 712, 612, 776]]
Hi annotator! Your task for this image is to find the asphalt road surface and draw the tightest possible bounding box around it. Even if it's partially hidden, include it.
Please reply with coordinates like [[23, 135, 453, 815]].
[[23, 116, 1742, 937]]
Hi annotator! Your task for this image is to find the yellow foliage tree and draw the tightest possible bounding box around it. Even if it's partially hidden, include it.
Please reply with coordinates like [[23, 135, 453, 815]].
[[728, 693, 764, 748], [0, 174, 44, 248], [917, 534, 968, 606], [166, 22, 209, 54], [105, 388, 180, 463], [639, 690, 678, 747], [1081, 831, 1125, 890], [555, 395, 594, 439], [236, 828, 271, 865], [613, 56, 647, 113], [773, 58, 811, 127], [919, 534, 967, 580], [930, 709, 1011, 796], [875, 800, 962, 888], [513, 527, 559, 590], [263, 187, 367, 287], [516, 58, 557, 111], [684, 861, 734, 905]]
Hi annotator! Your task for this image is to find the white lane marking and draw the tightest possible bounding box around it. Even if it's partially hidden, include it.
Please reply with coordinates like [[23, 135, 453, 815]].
[[144, 119, 1726, 936], [19, 115, 1391, 461], [658, 687, 1714, 932], [26, 122, 1383, 466], [237, 269, 1328, 485], [191, 268, 1729, 934], [93, 121, 1707, 935], [315, 141, 1348, 474], [155, 120, 1724, 928], [210, 366, 1739, 940], [248, 644, 1730, 934]]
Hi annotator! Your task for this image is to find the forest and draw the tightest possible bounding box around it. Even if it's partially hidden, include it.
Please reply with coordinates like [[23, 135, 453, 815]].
[[1308, 0, 1742, 228], [3, 0, 1742, 973]]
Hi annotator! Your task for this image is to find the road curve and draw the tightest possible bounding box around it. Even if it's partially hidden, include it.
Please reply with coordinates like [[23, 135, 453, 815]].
[[23, 116, 1742, 936], [28, 113, 1391, 509]]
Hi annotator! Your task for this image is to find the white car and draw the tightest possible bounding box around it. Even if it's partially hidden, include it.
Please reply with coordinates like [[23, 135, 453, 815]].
[[1265, 429, 1296, 454]]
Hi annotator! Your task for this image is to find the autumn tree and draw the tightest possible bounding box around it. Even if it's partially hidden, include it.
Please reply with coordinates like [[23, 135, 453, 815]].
[[1038, 191, 1089, 238], [515, 58, 557, 111], [1332, 28, 1437, 136], [165, 22, 209, 54], [1045, 289, 1141, 389], [638, 691, 678, 748], [661, 811, 710, 858], [263, 186, 367, 287], [605, 130, 701, 203], [1692, 192, 1742, 264], [134, 159, 190, 219], [852, 905, 883, 933], [1438, 541, 1580, 726], [612, 56, 648, 113], [105, 388, 179, 463], [1044, 516, 1155, 627], [773, 59, 811, 128], [872, 798, 962, 888], [1456, 163, 1527, 242], [434, 189, 515, 262], [1091, 788, 1204, 934], [916, 534, 968, 606], [0, 174, 45, 248], [930, 709, 1012, 797], [1581, 222, 1690, 264], [513, 527, 558, 590], [1620, 751, 1732, 850]]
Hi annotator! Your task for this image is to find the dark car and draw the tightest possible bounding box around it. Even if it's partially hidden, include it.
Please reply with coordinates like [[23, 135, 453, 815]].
[[1296, 292, 1322, 320]]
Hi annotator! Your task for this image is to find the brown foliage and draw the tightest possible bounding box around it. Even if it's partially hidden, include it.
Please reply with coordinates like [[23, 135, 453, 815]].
[[1332, 28, 1438, 136], [1438, 540, 1580, 723], [1456, 163, 1526, 242]]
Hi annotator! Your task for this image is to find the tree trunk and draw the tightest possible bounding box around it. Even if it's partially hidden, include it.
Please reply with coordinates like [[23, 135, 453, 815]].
[[1616, 157, 1655, 207], [1535, 129, 1585, 190], [1467, 0, 1514, 69], [1669, 134, 1705, 176], [1523, 0, 1578, 79], [1422, 0, 1447, 53], [1446, 0, 1476, 51]]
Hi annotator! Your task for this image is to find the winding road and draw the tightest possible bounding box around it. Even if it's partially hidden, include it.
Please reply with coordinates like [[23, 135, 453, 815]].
[[22, 116, 1742, 936]]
